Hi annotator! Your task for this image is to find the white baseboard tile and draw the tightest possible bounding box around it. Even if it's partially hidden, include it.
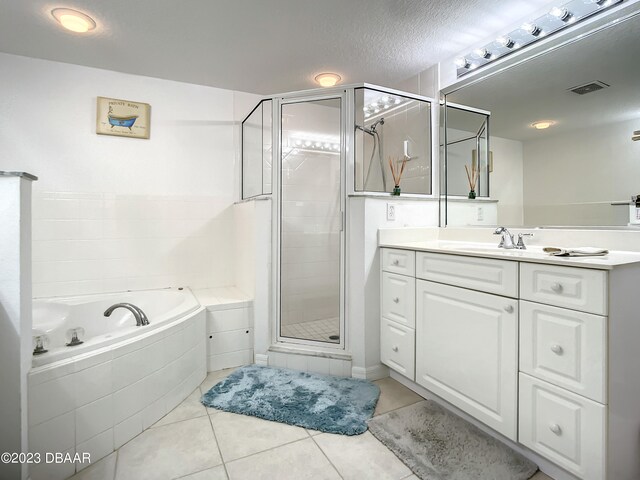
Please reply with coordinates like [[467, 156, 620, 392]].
[[352, 364, 389, 380], [254, 353, 269, 366], [207, 349, 253, 371]]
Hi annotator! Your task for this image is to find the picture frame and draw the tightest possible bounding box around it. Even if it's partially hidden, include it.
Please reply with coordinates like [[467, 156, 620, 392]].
[[96, 96, 151, 139]]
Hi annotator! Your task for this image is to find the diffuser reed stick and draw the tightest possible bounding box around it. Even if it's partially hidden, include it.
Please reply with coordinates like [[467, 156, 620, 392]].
[[389, 156, 408, 186], [465, 164, 479, 199]]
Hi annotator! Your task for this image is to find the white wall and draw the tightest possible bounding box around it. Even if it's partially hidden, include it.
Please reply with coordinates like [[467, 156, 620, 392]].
[[490, 136, 524, 226], [523, 119, 639, 226], [0, 53, 258, 297], [348, 197, 439, 378], [0, 176, 33, 480]]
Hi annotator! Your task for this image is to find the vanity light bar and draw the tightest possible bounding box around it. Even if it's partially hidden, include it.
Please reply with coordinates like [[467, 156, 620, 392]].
[[290, 138, 340, 151], [363, 95, 406, 118], [455, 0, 624, 77]]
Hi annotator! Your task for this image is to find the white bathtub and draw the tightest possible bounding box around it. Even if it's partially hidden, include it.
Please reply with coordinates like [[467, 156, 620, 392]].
[[28, 288, 207, 480], [32, 288, 200, 366]]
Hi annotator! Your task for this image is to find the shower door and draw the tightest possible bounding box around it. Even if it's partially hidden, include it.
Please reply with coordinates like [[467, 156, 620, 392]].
[[278, 95, 344, 347]]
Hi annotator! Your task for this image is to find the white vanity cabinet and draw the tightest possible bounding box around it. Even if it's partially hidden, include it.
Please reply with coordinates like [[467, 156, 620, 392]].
[[379, 245, 640, 480], [380, 249, 416, 380], [416, 279, 518, 440]]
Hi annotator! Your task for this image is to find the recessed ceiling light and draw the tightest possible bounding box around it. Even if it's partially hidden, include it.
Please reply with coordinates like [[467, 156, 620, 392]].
[[314, 73, 341, 88], [51, 8, 96, 33], [531, 121, 556, 130]]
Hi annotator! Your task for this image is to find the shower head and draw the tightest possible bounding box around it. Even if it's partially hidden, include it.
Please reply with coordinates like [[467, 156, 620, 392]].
[[370, 118, 384, 132], [355, 117, 384, 136]]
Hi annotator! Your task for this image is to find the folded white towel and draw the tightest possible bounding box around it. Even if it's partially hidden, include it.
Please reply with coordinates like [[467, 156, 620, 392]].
[[543, 247, 609, 257]]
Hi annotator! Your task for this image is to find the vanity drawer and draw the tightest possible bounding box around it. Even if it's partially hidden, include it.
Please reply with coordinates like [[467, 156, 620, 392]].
[[519, 373, 606, 480], [520, 301, 606, 403], [380, 318, 415, 380], [520, 263, 607, 315], [415, 252, 518, 298], [381, 272, 415, 328], [381, 248, 415, 276]]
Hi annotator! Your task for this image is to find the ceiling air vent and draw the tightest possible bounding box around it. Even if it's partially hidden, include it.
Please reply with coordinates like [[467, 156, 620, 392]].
[[568, 81, 610, 95]]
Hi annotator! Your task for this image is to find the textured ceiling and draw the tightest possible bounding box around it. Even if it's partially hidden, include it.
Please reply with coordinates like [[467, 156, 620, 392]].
[[0, 0, 557, 94]]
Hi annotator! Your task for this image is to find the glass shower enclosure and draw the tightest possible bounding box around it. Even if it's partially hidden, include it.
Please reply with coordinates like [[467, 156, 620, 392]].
[[242, 85, 433, 349]]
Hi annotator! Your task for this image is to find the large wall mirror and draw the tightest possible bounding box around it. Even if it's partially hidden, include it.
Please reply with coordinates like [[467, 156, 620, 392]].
[[443, 8, 640, 228]]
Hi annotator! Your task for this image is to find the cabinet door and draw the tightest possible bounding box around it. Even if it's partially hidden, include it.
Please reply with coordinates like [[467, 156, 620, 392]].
[[380, 318, 415, 380], [381, 272, 415, 328], [416, 279, 518, 440], [520, 301, 606, 403], [519, 373, 606, 480]]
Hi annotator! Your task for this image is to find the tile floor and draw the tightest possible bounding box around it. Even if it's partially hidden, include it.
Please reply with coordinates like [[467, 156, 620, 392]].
[[69, 368, 554, 480], [280, 317, 340, 343]]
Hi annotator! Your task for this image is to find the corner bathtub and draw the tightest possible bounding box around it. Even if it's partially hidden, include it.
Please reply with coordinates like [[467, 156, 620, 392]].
[[28, 288, 207, 480], [32, 288, 200, 366]]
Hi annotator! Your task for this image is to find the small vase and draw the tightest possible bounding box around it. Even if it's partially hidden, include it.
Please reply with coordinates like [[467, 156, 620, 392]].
[[392, 185, 401, 196], [468, 190, 476, 199]]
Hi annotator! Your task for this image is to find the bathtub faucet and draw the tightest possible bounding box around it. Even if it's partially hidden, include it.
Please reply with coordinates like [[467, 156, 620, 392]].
[[104, 303, 150, 326]]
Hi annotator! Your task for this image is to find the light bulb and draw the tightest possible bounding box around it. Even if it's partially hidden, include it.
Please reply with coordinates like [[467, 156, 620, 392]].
[[531, 120, 556, 130], [51, 8, 96, 33], [522, 22, 542, 36], [314, 73, 341, 88], [550, 7, 572, 21], [496, 36, 515, 48], [455, 57, 470, 68]]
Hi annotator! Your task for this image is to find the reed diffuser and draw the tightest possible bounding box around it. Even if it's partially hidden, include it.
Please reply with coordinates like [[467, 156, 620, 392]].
[[389, 156, 408, 196], [464, 164, 479, 199]]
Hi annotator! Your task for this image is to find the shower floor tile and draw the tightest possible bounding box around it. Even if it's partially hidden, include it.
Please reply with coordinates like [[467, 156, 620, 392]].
[[281, 317, 339, 343]]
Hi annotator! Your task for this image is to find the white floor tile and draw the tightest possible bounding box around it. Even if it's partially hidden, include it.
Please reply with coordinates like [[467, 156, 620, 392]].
[[199, 368, 237, 394], [176, 465, 228, 480], [225, 438, 340, 480], [68, 452, 116, 480], [154, 388, 207, 427], [115, 417, 221, 480], [209, 411, 308, 462], [314, 431, 412, 480]]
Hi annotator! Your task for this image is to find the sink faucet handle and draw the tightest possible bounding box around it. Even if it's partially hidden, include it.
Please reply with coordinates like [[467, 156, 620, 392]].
[[516, 233, 534, 249]]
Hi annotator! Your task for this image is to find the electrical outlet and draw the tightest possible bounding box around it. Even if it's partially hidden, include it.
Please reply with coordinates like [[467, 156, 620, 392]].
[[387, 203, 396, 221], [477, 206, 484, 222]]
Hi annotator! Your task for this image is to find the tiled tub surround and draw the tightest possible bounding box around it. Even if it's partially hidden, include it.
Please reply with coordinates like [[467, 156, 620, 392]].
[[32, 191, 236, 298], [28, 305, 206, 480]]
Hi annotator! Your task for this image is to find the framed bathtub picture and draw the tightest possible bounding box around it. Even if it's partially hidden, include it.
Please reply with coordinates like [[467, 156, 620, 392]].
[[96, 96, 151, 139]]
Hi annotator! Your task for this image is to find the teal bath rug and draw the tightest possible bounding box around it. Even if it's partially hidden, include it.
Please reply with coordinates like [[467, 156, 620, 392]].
[[201, 364, 380, 435]]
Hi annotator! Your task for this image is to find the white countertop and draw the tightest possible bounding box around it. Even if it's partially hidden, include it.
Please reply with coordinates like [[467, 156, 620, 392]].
[[378, 240, 640, 270], [192, 286, 252, 310]]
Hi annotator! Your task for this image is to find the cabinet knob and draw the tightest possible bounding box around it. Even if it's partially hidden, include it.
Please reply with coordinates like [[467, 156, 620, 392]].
[[393, 259, 400, 266], [393, 297, 400, 303], [392, 346, 399, 352], [550, 282, 563, 293], [503, 305, 514, 313], [549, 423, 562, 435], [550, 344, 564, 355]]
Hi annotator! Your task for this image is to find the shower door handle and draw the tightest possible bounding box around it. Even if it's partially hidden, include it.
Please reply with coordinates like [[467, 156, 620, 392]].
[[340, 211, 345, 232]]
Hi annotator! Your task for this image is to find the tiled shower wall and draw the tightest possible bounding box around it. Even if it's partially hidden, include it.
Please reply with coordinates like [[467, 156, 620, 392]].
[[280, 150, 341, 327]]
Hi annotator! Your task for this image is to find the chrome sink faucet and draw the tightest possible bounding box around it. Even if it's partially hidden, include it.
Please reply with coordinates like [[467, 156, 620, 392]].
[[494, 227, 534, 250], [494, 227, 516, 249], [104, 303, 150, 326]]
